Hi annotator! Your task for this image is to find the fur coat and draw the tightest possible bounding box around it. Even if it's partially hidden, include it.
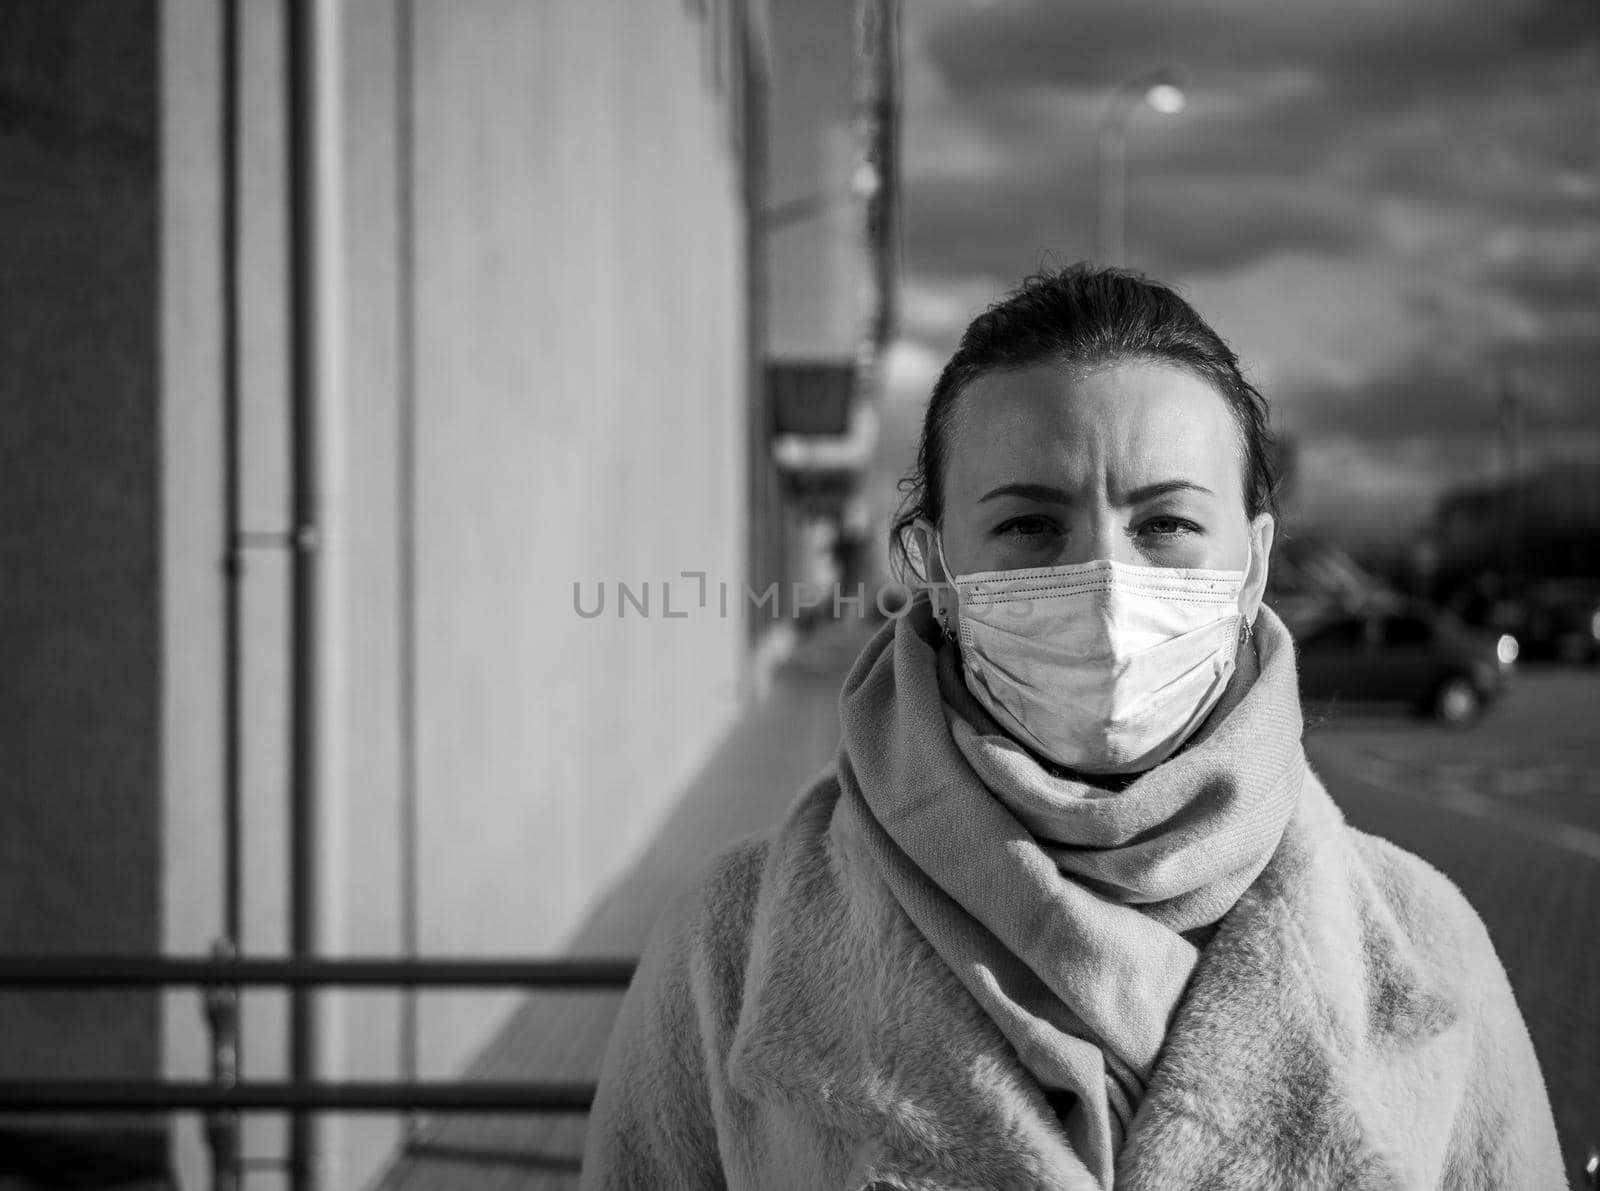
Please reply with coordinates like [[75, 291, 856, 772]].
[[582, 729, 1564, 1190]]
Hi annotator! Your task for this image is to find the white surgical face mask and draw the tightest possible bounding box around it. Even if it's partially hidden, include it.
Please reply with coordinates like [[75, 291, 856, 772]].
[[932, 533, 1250, 776]]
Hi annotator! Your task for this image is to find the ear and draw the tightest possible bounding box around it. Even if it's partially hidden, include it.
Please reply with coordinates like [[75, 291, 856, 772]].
[[1240, 512, 1276, 624]]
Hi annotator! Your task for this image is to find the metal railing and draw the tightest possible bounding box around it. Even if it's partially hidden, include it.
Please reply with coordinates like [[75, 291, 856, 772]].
[[0, 951, 636, 1190]]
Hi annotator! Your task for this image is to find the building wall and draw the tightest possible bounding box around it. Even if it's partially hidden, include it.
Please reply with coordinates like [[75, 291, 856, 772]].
[[161, 1, 760, 1186], [0, 0, 163, 1144]]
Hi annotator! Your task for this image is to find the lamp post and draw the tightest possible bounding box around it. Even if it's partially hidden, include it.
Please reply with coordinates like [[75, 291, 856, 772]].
[[1097, 67, 1187, 265]]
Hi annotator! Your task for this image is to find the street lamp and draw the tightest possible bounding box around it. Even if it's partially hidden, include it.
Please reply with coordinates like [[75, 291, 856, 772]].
[[1097, 67, 1188, 265]]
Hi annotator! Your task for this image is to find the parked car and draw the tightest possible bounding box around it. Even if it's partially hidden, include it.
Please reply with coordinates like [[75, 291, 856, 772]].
[[1294, 605, 1516, 724]]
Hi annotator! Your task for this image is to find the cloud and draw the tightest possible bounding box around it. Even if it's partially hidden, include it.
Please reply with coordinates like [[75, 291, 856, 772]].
[[889, 0, 1599, 552], [1281, 334, 1600, 466], [1478, 227, 1600, 327], [1177, 253, 1425, 397], [901, 1, 1600, 275], [1287, 432, 1494, 542], [1130, 177, 1376, 275], [902, 136, 1376, 279], [921, 0, 1595, 105]]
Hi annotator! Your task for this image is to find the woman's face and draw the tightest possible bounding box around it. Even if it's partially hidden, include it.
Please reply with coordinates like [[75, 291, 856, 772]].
[[921, 358, 1274, 628]]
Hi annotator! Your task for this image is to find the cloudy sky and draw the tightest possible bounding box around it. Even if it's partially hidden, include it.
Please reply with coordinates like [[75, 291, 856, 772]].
[[879, 0, 1599, 552]]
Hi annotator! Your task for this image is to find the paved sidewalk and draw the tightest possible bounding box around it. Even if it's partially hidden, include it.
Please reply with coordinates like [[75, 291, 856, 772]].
[[374, 617, 878, 1191]]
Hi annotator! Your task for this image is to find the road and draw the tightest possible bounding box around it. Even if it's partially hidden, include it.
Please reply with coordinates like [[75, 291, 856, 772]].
[[1305, 664, 1599, 1188]]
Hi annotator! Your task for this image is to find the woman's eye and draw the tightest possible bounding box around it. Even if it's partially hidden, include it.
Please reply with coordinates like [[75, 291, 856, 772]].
[[996, 516, 1058, 539], [1138, 517, 1197, 539]]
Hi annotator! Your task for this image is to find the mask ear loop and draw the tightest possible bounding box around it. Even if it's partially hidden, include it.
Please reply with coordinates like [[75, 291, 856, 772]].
[[1239, 535, 1257, 645], [915, 517, 959, 643], [936, 534, 959, 641]]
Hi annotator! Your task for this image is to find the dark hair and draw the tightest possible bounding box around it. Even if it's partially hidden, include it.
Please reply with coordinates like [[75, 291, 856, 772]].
[[890, 263, 1280, 580]]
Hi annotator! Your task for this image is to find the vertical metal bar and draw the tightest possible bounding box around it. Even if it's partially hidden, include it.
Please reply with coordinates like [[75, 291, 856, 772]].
[[285, 0, 324, 1186], [860, 0, 898, 356], [202, 939, 242, 1191], [220, 0, 244, 950], [741, 1, 773, 651], [850, 0, 900, 438], [217, 1, 246, 1181], [879, 0, 902, 343], [393, 0, 422, 1145]]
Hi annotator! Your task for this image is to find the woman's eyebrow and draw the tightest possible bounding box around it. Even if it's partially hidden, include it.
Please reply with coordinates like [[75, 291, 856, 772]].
[[1120, 479, 1215, 503], [977, 481, 1074, 505]]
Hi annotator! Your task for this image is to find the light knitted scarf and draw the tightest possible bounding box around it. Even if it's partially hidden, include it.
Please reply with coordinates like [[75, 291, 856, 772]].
[[834, 595, 1307, 1188]]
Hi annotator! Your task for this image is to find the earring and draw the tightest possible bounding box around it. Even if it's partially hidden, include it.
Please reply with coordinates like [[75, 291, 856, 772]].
[[1240, 616, 1254, 644], [939, 609, 956, 643]]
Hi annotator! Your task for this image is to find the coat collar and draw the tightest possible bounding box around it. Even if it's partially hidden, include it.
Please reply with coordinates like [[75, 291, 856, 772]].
[[725, 769, 1462, 1190]]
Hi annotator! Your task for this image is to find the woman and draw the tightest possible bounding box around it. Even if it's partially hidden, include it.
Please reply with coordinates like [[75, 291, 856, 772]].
[[581, 266, 1564, 1190]]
